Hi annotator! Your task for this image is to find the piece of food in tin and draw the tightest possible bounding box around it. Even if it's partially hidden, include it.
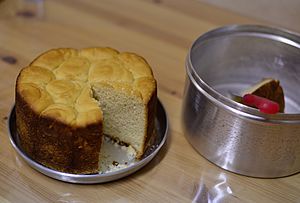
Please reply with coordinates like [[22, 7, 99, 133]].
[[242, 94, 280, 114], [242, 78, 285, 113], [231, 78, 285, 114]]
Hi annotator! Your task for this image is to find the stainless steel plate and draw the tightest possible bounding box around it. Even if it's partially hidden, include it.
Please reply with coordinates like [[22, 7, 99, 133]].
[[8, 99, 168, 184]]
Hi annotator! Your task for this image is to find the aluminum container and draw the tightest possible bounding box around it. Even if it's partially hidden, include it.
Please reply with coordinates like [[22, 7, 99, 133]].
[[182, 25, 300, 178]]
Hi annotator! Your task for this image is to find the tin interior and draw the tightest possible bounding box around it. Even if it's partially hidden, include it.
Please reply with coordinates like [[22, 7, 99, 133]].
[[188, 25, 300, 119]]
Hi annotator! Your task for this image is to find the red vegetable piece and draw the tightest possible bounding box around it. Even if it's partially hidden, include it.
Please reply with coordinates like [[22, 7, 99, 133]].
[[242, 94, 280, 114]]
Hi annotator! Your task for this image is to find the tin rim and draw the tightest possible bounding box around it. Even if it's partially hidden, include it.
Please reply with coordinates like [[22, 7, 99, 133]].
[[186, 24, 300, 123]]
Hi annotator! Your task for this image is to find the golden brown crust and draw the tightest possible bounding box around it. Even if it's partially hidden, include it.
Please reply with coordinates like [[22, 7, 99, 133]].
[[139, 86, 157, 159], [16, 88, 102, 174], [15, 47, 157, 174], [17, 47, 155, 126]]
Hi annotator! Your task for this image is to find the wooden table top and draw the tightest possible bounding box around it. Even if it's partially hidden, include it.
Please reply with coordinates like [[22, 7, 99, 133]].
[[0, 0, 299, 202]]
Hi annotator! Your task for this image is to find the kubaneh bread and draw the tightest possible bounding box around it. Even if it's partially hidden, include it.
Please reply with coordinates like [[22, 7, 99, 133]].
[[15, 47, 157, 174]]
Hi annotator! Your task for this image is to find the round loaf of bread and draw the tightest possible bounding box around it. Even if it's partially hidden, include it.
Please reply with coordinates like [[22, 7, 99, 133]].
[[15, 47, 157, 174]]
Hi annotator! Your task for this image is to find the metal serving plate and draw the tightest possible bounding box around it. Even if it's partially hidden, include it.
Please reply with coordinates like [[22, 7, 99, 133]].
[[8, 99, 168, 184]]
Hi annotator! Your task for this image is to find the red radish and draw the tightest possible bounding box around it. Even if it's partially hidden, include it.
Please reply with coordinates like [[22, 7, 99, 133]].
[[242, 94, 280, 114]]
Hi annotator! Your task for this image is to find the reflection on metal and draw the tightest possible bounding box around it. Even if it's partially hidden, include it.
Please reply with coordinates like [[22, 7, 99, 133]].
[[216, 118, 242, 170]]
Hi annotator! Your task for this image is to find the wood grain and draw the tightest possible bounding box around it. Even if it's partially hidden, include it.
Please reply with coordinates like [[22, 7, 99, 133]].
[[0, 0, 299, 202]]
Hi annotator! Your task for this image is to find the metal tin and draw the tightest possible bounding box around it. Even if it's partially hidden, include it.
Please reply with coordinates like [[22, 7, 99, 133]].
[[182, 25, 300, 178], [8, 100, 168, 184]]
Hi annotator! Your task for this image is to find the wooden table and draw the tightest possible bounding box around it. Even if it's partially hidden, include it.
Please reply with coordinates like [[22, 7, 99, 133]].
[[0, 0, 299, 202]]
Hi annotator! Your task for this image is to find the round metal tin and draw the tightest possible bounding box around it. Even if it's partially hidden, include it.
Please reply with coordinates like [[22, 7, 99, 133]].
[[182, 25, 300, 178], [8, 99, 168, 184]]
